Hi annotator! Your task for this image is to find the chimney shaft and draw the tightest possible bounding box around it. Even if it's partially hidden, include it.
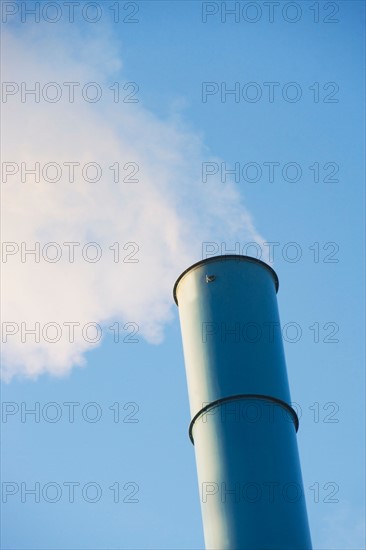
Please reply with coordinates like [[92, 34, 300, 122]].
[[174, 255, 312, 550]]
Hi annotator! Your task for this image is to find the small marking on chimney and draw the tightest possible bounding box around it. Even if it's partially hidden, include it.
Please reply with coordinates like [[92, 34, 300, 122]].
[[206, 274, 216, 283]]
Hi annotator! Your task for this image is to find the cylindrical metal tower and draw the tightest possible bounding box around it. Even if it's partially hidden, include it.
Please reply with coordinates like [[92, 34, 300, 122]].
[[174, 255, 312, 550]]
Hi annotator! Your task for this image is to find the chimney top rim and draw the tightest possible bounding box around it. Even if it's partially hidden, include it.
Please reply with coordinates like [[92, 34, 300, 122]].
[[173, 254, 279, 306]]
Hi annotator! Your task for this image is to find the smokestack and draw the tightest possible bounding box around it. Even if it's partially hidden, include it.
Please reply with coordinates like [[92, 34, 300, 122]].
[[174, 255, 312, 550]]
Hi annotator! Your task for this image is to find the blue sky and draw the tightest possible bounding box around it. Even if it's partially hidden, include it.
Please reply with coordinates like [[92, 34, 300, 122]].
[[1, 1, 365, 548]]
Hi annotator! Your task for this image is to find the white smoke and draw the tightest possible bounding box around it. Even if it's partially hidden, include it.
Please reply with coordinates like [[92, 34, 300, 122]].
[[1, 22, 266, 381]]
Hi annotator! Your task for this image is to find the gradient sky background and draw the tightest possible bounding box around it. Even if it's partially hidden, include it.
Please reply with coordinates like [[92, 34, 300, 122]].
[[1, 1, 365, 549]]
